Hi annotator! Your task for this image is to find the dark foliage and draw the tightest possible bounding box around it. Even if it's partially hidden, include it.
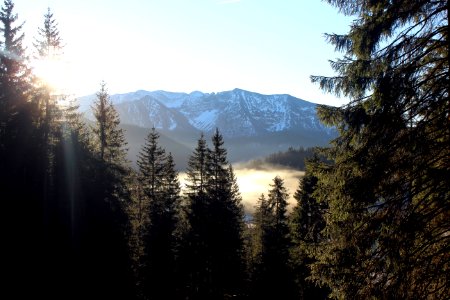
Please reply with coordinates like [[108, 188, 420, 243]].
[[249, 147, 316, 170], [0, 5, 135, 296], [250, 177, 297, 300], [136, 127, 181, 299], [290, 157, 330, 299], [310, 0, 449, 298], [179, 129, 246, 299]]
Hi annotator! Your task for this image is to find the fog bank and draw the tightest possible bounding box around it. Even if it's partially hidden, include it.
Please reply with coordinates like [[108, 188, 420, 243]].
[[179, 163, 304, 215], [234, 163, 304, 214]]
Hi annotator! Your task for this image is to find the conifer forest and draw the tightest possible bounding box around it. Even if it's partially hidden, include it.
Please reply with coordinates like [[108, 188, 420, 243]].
[[0, 0, 448, 299]]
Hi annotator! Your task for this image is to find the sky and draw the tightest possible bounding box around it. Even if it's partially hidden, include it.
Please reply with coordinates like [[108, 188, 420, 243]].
[[14, 0, 353, 106]]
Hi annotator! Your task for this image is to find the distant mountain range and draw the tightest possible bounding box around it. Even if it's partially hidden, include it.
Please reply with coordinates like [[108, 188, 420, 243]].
[[79, 88, 336, 169]]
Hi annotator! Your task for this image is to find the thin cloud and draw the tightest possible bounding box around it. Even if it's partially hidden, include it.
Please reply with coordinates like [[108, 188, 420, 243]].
[[217, 0, 242, 4]]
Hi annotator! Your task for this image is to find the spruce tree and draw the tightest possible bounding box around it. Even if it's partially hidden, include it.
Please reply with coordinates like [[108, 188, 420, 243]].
[[33, 7, 64, 142], [179, 133, 211, 299], [32, 7, 65, 215], [0, 0, 32, 163], [137, 128, 181, 300], [137, 127, 166, 202], [185, 132, 210, 195], [0, 1, 38, 297], [0, 0, 29, 91], [290, 157, 328, 299], [310, 0, 449, 298], [85, 82, 133, 299], [251, 176, 296, 299], [207, 129, 245, 297], [33, 8, 62, 58], [181, 131, 245, 298], [291, 156, 326, 246], [62, 96, 90, 147], [265, 176, 293, 298], [91, 81, 127, 164], [249, 193, 271, 278], [163, 152, 181, 208]]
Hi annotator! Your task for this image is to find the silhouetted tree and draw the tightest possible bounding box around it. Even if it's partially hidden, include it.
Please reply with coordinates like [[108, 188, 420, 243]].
[[91, 81, 127, 164], [33, 8, 62, 58], [251, 176, 296, 299], [137, 128, 181, 300], [0, 0, 33, 171], [206, 129, 246, 298], [81, 81, 133, 299], [180, 130, 245, 299], [0, 2, 42, 297], [178, 133, 212, 299], [33, 6, 64, 147], [185, 132, 210, 195], [32, 7, 65, 224]]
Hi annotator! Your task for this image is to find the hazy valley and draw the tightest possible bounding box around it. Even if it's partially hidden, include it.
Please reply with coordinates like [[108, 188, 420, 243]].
[[78, 88, 332, 211]]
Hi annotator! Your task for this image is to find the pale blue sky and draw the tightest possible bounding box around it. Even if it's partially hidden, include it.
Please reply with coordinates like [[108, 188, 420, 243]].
[[15, 0, 352, 106]]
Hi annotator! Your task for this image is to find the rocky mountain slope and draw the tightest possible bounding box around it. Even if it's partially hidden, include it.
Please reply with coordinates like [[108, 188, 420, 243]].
[[79, 88, 336, 169]]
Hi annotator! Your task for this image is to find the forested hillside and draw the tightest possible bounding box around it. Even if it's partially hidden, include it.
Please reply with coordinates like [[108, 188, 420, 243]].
[[244, 147, 318, 171], [1, 1, 447, 299]]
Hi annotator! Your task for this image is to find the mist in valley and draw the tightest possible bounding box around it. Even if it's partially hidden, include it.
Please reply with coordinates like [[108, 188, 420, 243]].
[[180, 163, 304, 215]]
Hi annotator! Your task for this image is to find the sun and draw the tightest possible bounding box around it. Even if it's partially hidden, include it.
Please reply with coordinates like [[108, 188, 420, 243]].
[[32, 56, 90, 105], [32, 57, 69, 92]]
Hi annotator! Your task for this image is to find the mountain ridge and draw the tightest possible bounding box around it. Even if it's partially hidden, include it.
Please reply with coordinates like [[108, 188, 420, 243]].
[[79, 88, 334, 137], [78, 88, 336, 169]]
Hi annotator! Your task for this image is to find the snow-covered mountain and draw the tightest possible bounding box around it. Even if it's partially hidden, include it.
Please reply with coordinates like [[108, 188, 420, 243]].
[[79, 88, 336, 167], [79, 88, 334, 139]]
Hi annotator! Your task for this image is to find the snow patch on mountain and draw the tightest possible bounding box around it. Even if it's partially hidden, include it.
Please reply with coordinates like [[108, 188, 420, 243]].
[[79, 88, 336, 139], [191, 109, 219, 131]]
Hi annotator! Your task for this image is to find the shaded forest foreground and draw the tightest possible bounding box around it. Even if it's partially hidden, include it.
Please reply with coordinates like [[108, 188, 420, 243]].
[[1, 1, 448, 299]]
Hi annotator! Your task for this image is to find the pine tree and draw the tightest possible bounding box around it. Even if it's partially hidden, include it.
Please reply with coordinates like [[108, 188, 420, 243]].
[[291, 157, 325, 245], [251, 176, 296, 299], [185, 132, 210, 195], [33, 8, 62, 59], [208, 128, 229, 197], [181, 131, 245, 298], [290, 157, 329, 299], [85, 81, 133, 299], [91, 81, 127, 164], [310, 0, 449, 298], [0, 0, 32, 160], [163, 152, 181, 207], [33, 7, 64, 137], [267, 176, 289, 232], [125, 170, 147, 298], [137, 128, 181, 299], [63, 96, 90, 147], [90, 81, 129, 220], [0, 0, 29, 91], [249, 193, 271, 275], [137, 127, 166, 202], [266, 176, 292, 289], [207, 130, 245, 297], [32, 7, 65, 216], [178, 133, 211, 298], [0, 1, 54, 297]]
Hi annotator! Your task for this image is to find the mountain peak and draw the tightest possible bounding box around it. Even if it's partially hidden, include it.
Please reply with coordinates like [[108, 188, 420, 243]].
[[80, 88, 335, 139], [231, 88, 248, 93], [189, 90, 206, 97]]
